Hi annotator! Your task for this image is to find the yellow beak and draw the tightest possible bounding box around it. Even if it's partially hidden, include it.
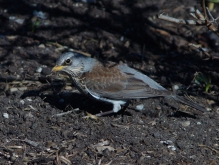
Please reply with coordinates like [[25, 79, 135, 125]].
[[52, 66, 67, 72]]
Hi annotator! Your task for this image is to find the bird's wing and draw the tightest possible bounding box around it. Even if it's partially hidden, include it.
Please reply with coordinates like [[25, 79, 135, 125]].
[[118, 64, 167, 90], [85, 63, 172, 99]]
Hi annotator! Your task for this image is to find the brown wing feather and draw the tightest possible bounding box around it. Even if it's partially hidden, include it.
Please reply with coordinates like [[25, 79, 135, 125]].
[[84, 62, 172, 99], [84, 62, 127, 92]]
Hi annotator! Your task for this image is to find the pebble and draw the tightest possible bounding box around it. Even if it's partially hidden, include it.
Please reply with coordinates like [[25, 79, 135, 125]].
[[197, 122, 201, 125], [188, 7, 195, 12], [136, 104, 144, 111], [6, 35, 18, 40], [9, 16, 25, 24], [137, 118, 144, 125], [189, 155, 196, 159], [43, 21, 50, 26], [15, 18, 25, 25], [3, 113, 9, 119], [167, 145, 176, 151], [213, 143, 218, 147], [10, 87, 27, 92], [173, 84, 179, 91], [38, 44, 45, 48], [20, 100, 25, 105], [206, 107, 212, 111], [9, 16, 16, 20], [10, 88, 18, 92], [25, 112, 34, 119], [160, 140, 176, 151], [120, 36, 124, 42], [160, 140, 173, 145], [33, 10, 47, 19], [36, 67, 42, 73], [156, 106, 161, 110], [181, 121, 190, 127]]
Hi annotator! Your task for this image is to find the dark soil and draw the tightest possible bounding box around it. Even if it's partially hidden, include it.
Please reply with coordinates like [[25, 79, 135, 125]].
[[0, 0, 218, 164]]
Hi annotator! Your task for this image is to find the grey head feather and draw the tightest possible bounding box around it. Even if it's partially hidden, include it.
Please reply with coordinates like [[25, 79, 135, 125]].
[[57, 52, 97, 73]]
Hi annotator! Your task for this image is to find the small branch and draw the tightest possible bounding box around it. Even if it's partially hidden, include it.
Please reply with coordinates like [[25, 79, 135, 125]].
[[158, 7, 219, 37], [188, 43, 210, 58], [52, 108, 79, 117], [202, 0, 207, 21], [158, 13, 201, 25]]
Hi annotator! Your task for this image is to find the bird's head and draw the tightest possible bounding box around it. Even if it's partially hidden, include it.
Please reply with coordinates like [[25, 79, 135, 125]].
[[52, 52, 96, 77]]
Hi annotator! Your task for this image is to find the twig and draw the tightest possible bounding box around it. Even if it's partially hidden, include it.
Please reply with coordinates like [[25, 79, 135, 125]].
[[202, 0, 207, 21], [158, 13, 200, 25], [188, 43, 211, 57], [158, 7, 219, 37], [52, 108, 79, 117]]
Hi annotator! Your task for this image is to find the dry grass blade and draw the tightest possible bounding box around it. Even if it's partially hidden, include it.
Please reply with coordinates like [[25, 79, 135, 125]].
[[56, 150, 62, 165], [59, 155, 72, 165], [82, 112, 98, 120]]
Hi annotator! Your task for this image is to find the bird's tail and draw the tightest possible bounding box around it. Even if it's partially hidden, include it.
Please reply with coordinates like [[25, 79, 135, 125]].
[[171, 95, 206, 112]]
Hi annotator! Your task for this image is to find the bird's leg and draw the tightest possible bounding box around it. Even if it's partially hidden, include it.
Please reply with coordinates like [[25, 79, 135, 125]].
[[95, 100, 128, 117]]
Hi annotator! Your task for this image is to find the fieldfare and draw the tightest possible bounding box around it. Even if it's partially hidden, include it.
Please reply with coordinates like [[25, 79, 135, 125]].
[[52, 52, 206, 116]]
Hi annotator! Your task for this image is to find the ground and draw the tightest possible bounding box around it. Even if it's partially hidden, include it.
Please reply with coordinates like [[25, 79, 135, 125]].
[[0, 0, 218, 164]]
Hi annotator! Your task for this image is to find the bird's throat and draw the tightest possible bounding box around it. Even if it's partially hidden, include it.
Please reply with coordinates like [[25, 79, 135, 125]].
[[71, 75, 90, 96]]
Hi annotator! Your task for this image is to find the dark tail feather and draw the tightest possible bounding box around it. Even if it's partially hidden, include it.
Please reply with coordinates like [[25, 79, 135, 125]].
[[171, 95, 206, 112]]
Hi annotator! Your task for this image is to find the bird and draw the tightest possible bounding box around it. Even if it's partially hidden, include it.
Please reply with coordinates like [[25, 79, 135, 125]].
[[52, 52, 206, 116]]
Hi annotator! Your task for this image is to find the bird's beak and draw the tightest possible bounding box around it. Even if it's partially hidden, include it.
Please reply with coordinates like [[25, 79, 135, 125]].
[[52, 65, 67, 72]]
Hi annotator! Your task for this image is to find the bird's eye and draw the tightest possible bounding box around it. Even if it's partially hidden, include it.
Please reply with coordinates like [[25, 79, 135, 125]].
[[65, 59, 71, 65]]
